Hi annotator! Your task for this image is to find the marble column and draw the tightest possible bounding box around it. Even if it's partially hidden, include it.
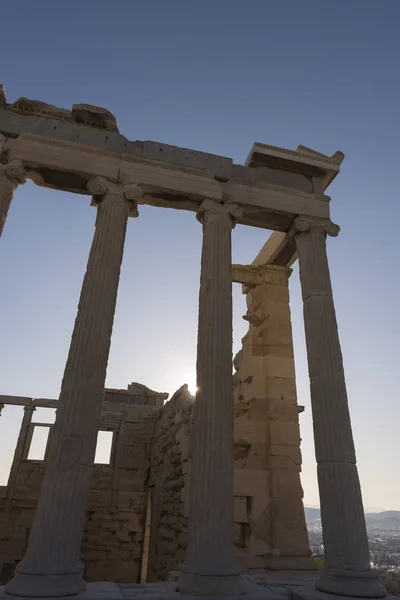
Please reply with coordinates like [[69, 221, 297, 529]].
[[7, 177, 142, 598], [0, 159, 26, 237], [178, 199, 242, 596], [294, 216, 386, 598]]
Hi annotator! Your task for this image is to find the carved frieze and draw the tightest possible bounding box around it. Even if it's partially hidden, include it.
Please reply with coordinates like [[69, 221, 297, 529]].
[[232, 264, 292, 287]]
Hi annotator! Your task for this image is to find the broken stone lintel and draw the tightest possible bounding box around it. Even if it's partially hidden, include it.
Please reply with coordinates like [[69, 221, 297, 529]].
[[0, 395, 58, 409]]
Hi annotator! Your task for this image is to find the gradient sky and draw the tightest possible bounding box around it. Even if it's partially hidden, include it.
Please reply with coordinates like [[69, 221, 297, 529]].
[[0, 0, 399, 511]]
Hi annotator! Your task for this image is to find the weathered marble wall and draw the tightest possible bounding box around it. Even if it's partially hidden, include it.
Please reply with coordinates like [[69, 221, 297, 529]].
[[0, 384, 164, 584], [147, 386, 193, 582], [0, 338, 313, 584], [233, 272, 313, 570]]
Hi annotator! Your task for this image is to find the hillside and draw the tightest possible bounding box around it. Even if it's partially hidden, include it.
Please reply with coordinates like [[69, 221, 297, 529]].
[[304, 507, 400, 531]]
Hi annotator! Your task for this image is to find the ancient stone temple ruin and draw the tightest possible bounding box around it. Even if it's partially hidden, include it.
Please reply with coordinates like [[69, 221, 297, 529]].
[[0, 85, 389, 599]]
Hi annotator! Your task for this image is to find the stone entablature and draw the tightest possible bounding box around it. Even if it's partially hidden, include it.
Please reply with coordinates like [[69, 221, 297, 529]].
[[246, 142, 344, 189], [4, 94, 119, 132], [0, 85, 342, 235], [1, 133, 331, 233]]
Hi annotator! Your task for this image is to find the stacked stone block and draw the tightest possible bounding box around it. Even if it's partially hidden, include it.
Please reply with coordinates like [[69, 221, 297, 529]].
[[147, 386, 193, 582], [0, 385, 163, 584], [232, 266, 313, 569]]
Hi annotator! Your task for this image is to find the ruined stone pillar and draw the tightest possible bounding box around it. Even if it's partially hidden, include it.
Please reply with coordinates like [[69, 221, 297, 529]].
[[6, 402, 36, 506], [178, 200, 242, 596], [294, 216, 386, 598], [231, 263, 313, 570], [7, 177, 142, 598], [0, 159, 26, 237]]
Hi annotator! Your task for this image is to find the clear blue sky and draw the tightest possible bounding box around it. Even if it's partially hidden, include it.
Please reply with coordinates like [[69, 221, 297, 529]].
[[0, 0, 399, 511]]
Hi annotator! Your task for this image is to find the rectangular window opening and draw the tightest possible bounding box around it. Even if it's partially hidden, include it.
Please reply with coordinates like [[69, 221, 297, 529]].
[[94, 430, 113, 465], [27, 425, 51, 461], [33, 407, 56, 424]]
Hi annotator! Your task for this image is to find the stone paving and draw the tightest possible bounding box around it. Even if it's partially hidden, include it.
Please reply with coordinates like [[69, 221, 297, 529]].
[[1, 572, 396, 600]]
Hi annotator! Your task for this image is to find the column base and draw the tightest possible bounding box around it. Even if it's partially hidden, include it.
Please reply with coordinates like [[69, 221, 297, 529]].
[[5, 564, 85, 598], [177, 566, 243, 596], [316, 567, 387, 598]]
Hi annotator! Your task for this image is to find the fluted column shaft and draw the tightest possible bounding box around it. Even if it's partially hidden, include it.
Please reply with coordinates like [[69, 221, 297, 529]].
[[7, 178, 142, 598], [178, 200, 242, 596], [0, 160, 26, 237], [295, 216, 386, 598]]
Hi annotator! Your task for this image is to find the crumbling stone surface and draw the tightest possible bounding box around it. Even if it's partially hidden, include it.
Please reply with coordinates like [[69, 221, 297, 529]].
[[232, 271, 313, 570], [7, 97, 120, 132], [0, 351, 313, 583], [0, 386, 162, 584], [147, 385, 194, 582]]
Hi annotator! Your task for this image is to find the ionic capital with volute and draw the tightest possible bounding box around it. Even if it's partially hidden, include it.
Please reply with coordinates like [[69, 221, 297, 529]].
[[0, 159, 27, 187], [87, 177, 143, 217], [292, 215, 340, 239], [0, 159, 27, 237], [196, 199, 242, 228]]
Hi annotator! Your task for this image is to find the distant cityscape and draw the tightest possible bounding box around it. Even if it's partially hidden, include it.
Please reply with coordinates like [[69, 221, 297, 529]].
[[305, 507, 400, 573]]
